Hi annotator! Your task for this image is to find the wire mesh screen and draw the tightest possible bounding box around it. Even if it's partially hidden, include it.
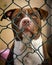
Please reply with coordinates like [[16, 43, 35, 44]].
[[0, 0, 52, 65]]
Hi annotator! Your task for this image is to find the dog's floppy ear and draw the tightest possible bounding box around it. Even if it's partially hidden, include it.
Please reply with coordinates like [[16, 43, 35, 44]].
[[1, 9, 16, 21], [35, 8, 48, 20]]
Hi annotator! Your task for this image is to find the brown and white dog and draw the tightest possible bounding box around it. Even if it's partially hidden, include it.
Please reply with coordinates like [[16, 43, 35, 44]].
[[1, 7, 48, 65]]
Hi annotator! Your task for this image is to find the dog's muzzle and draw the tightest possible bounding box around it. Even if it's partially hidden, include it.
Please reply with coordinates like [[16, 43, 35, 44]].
[[19, 17, 34, 32]]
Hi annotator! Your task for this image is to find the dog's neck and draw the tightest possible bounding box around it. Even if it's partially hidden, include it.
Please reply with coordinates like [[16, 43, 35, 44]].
[[15, 35, 42, 49]]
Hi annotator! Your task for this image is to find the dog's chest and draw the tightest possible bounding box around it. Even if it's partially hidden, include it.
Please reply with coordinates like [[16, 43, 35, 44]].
[[13, 36, 44, 65]]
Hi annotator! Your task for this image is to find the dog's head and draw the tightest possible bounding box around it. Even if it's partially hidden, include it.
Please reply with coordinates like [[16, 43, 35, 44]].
[[1, 8, 48, 40]]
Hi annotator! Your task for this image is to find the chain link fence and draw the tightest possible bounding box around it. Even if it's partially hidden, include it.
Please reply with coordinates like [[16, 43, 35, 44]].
[[0, 0, 52, 65]]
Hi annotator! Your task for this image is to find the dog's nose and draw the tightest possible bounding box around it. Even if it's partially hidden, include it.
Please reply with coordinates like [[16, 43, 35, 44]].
[[22, 20, 30, 26]]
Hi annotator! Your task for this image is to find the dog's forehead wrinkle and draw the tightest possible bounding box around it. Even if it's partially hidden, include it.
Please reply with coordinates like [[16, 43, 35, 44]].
[[13, 9, 40, 19], [22, 8, 36, 16]]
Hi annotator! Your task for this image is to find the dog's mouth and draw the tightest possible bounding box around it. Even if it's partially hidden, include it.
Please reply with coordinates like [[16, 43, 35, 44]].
[[20, 27, 33, 39]]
